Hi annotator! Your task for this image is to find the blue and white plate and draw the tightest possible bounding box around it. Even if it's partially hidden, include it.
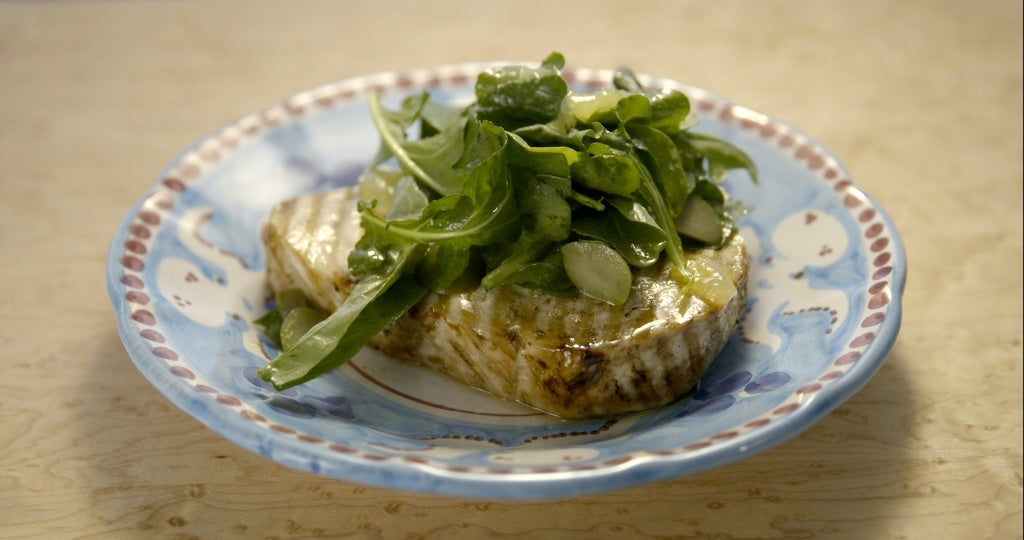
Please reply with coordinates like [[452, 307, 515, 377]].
[[106, 62, 906, 499]]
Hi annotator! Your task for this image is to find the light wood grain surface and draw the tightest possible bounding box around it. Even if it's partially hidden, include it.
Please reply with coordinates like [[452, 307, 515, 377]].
[[2, 1, 1021, 538]]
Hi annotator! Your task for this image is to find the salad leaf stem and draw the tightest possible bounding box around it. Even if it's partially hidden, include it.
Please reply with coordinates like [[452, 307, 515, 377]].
[[629, 149, 690, 277], [368, 90, 456, 195]]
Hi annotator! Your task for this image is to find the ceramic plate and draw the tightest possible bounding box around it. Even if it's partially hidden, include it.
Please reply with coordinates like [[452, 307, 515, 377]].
[[106, 62, 905, 499]]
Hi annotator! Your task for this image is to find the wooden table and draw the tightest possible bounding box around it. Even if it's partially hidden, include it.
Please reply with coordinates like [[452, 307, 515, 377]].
[[3, 1, 1020, 537]]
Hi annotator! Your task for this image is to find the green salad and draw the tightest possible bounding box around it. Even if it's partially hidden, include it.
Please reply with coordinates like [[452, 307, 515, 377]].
[[258, 52, 757, 390]]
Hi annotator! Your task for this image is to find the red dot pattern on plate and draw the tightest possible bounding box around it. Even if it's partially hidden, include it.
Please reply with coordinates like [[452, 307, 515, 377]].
[[112, 64, 900, 477], [125, 290, 149, 304], [120, 256, 144, 272], [129, 226, 150, 241], [140, 329, 164, 343], [163, 177, 187, 192], [241, 410, 266, 422], [124, 240, 146, 255], [152, 347, 178, 361], [137, 210, 160, 226], [819, 371, 843, 381], [130, 310, 155, 325], [169, 365, 195, 379]]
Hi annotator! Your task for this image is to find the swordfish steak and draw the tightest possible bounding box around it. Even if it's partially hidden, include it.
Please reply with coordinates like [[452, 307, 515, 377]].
[[263, 187, 749, 418]]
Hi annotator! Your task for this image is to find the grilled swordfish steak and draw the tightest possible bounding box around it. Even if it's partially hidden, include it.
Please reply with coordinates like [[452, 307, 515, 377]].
[[264, 187, 749, 418]]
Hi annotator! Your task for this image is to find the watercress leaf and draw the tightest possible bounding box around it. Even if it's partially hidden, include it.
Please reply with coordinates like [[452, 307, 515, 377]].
[[537, 171, 605, 211], [566, 89, 632, 124], [649, 88, 692, 132], [688, 132, 759, 183], [506, 132, 577, 177], [691, 178, 726, 207], [686, 179, 750, 247], [606, 195, 659, 226], [572, 199, 666, 267], [627, 122, 692, 215], [566, 189, 606, 211], [615, 93, 652, 125], [570, 152, 641, 196], [612, 66, 643, 92], [516, 174, 572, 242], [513, 123, 592, 150], [588, 122, 631, 151], [667, 130, 707, 172], [587, 142, 615, 156], [541, 51, 566, 69], [473, 59, 569, 129], [534, 174, 572, 197]]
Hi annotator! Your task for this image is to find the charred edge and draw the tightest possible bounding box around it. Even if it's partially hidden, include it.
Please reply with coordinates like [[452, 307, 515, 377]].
[[567, 351, 607, 392]]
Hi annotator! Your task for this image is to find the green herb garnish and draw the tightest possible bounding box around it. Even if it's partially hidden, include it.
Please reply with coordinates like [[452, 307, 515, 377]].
[[258, 52, 756, 390]]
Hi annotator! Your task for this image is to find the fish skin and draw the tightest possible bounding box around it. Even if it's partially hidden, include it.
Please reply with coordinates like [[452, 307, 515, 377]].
[[264, 187, 749, 418]]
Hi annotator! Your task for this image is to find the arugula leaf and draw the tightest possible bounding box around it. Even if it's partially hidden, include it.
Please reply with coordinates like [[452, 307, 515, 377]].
[[497, 251, 576, 295], [416, 243, 474, 293], [480, 239, 574, 294], [384, 175, 430, 221], [368, 90, 464, 195], [254, 309, 283, 348], [419, 100, 465, 138], [473, 56, 569, 129], [364, 124, 519, 248], [478, 172, 573, 292], [258, 245, 426, 390]]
